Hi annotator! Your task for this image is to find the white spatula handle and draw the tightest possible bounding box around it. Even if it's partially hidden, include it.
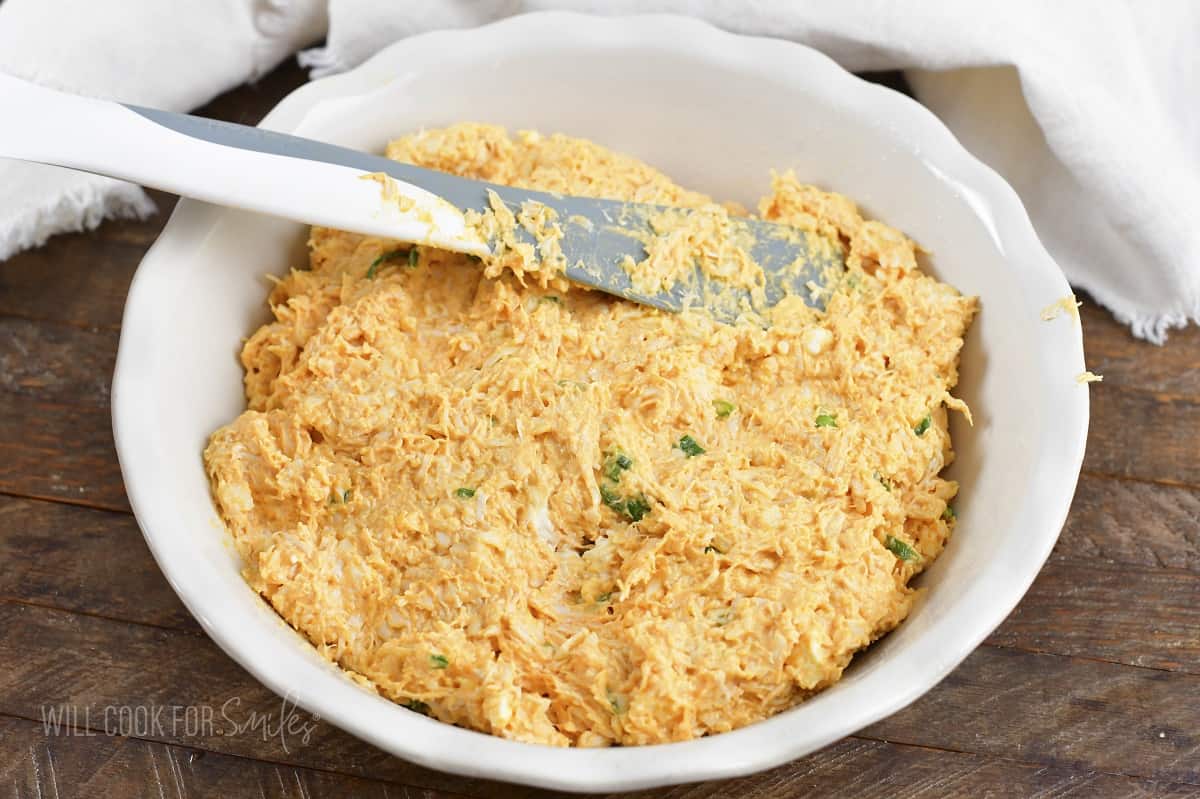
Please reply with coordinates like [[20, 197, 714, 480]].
[[0, 72, 487, 254]]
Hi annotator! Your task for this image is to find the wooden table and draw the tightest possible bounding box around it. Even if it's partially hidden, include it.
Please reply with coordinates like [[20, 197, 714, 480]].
[[2, 61, 1198, 799]]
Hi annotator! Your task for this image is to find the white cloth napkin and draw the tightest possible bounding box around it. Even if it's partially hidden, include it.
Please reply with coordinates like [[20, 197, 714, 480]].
[[3, 0, 1197, 343]]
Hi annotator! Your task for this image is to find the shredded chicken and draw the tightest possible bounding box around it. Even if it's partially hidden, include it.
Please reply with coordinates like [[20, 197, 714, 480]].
[[204, 123, 977, 746]]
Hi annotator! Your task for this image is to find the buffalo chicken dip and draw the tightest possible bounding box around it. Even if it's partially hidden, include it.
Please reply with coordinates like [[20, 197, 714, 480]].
[[205, 124, 976, 746]]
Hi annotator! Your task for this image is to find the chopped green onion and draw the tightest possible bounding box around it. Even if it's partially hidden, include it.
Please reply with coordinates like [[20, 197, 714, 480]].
[[540, 295, 561, 304], [875, 472, 892, 492], [342, 489, 352, 503], [366, 249, 409, 278], [885, 535, 920, 562], [429, 654, 449, 669], [624, 493, 651, 522], [815, 413, 838, 429], [678, 435, 706, 457], [454, 487, 476, 498], [713, 399, 736, 418], [599, 484, 624, 510], [600, 478, 652, 523], [408, 248, 420, 268], [603, 450, 633, 482], [608, 692, 628, 714], [703, 545, 721, 554], [402, 699, 431, 715], [596, 592, 613, 603], [942, 505, 957, 521], [914, 415, 932, 436]]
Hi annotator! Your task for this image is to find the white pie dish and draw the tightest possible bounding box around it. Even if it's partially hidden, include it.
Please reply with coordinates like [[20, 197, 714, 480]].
[[112, 12, 1089, 792]]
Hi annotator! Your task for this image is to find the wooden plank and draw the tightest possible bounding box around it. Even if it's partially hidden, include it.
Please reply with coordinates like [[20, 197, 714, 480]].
[[6, 712, 1194, 799], [0, 393, 128, 511], [619, 736, 1200, 799], [0, 313, 1195, 515], [1083, 385, 1200, 488], [0, 316, 117, 407], [0, 338, 1189, 522], [10, 713, 1193, 799], [1057, 474, 1200, 572], [0, 477, 1195, 789], [0, 602, 535, 799], [0, 715, 469, 799], [983, 473, 1200, 676], [2, 602, 1197, 790], [987, 557, 1200, 673], [4, 473, 1198, 683], [0, 495, 196, 631], [863, 645, 1200, 786], [0, 207, 166, 330], [1079, 301, 1200, 396], [0, 316, 1187, 674]]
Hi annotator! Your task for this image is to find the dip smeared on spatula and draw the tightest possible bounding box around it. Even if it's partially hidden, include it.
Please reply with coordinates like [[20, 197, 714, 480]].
[[362, 144, 846, 325]]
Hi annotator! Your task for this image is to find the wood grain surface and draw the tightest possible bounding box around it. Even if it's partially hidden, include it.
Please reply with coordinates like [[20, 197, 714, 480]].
[[1, 62, 1197, 798]]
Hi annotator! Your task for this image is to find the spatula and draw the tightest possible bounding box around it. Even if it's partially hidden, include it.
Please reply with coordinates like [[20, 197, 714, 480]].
[[0, 73, 843, 322]]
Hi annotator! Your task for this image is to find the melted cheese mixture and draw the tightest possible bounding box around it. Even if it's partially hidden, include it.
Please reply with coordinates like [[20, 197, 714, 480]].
[[204, 124, 977, 746]]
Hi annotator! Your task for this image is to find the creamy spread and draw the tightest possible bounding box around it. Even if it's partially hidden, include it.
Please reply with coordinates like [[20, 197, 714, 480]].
[[204, 123, 977, 746]]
